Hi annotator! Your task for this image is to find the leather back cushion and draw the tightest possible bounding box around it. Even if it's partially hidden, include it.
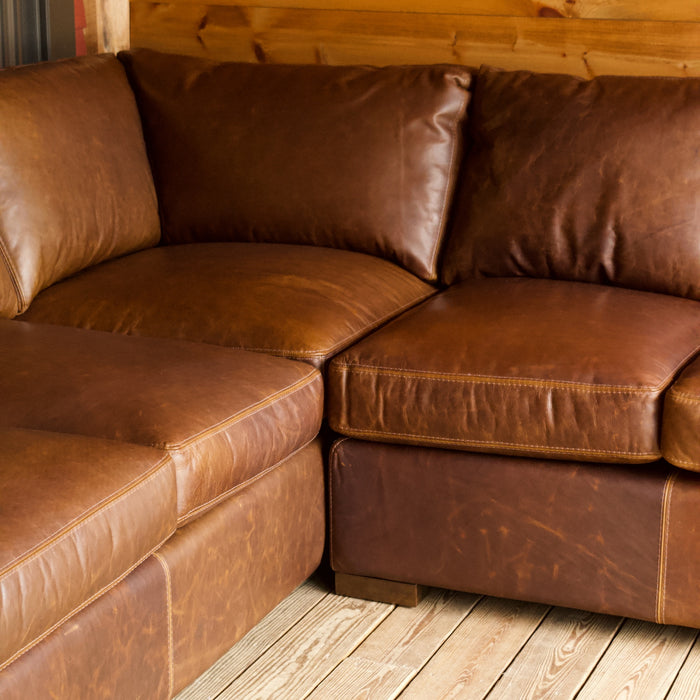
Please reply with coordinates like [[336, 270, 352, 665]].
[[0, 55, 160, 318], [442, 67, 700, 298], [119, 49, 471, 282]]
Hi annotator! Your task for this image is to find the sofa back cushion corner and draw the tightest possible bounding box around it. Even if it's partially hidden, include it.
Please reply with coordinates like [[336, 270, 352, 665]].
[[119, 48, 471, 282], [442, 65, 700, 298], [0, 54, 160, 318]]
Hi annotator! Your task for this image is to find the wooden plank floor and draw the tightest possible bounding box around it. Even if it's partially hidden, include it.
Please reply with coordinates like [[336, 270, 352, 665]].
[[176, 575, 700, 699]]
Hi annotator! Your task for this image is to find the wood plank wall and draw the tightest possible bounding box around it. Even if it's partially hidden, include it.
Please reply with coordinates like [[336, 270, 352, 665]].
[[129, 1, 700, 77]]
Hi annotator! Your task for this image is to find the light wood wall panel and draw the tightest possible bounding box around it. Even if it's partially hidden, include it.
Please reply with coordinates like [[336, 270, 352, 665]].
[[85, 0, 130, 53], [129, 1, 700, 77], [134, 0, 700, 22]]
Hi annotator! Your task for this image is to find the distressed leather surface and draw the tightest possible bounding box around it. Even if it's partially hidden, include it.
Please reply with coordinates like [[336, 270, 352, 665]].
[[20, 242, 435, 369], [442, 66, 700, 298], [661, 469, 700, 626], [119, 49, 470, 281], [157, 440, 325, 694], [0, 320, 323, 523], [329, 439, 672, 623], [0, 55, 159, 318], [662, 357, 700, 471], [328, 278, 700, 462], [0, 428, 175, 673], [0, 557, 171, 700]]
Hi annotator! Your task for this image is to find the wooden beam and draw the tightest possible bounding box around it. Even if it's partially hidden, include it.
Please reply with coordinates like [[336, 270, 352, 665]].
[[85, 0, 129, 53], [130, 3, 700, 77]]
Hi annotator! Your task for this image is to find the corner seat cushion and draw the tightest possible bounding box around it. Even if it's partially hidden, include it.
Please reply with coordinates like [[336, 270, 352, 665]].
[[328, 278, 700, 463], [0, 321, 323, 524], [0, 428, 176, 671], [19, 242, 435, 370], [118, 48, 470, 282], [662, 359, 700, 471], [442, 66, 700, 299], [0, 55, 160, 318]]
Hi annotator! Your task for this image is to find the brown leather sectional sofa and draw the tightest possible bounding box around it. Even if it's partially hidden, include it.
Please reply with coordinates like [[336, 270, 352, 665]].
[[1, 48, 699, 696]]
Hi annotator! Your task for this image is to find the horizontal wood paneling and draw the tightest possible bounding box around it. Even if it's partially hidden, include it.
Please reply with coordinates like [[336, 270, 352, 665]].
[[131, 2, 700, 77], [137, 0, 700, 23]]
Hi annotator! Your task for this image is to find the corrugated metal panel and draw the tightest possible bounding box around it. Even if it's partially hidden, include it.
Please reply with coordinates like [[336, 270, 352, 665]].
[[0, 0, 75, 68]]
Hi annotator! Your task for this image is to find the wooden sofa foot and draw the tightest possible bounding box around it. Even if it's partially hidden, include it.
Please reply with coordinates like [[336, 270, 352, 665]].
[[335, 572, 427, 607]]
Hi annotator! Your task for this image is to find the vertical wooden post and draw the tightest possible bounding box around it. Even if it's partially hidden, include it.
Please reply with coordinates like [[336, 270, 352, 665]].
[[83, 0, 129, 54]]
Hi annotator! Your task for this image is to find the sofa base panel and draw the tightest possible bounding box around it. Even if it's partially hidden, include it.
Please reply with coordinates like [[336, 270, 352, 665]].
[[159, 438, 326, 693], [0, 440, 325, 698], [330, 439, 700, 628], [0, 556, 172, 700]]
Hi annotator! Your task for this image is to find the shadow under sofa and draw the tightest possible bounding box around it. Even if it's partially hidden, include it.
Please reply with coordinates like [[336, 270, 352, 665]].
[[2, 47, 700, 697]]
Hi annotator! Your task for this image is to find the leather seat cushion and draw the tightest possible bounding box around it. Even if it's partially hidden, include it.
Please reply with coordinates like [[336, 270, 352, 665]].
[[0, 428, 176, 672], [20, 242, 435, 370], [0, 321, 323, 523], [328, 278, 700, 463], [662, 358, 700, 471]]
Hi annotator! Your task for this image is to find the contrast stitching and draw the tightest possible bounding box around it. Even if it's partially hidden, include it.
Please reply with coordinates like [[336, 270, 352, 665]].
[[218, 345, 327, 358], [0, 456, 173, 580], [0, 535, 171, 673], [335, 425, 659, 459], [328, 437, 350, 464], [332, 363, 662, 394], [0, 233, 25, 314], [667, 393, 700, 404], [326, 437, 350, 571], [665, 455, 700, 469], [427, 86, 471, 280], [333, 336, 700, 394], [177, 438, 317, 525], [668, 344, 700, 387], [657, 471, 677, 624], [163, 371, 320, 451], [153, 553, 174, 698]]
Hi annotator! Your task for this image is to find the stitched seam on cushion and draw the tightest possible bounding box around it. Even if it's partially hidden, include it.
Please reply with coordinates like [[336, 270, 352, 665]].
[[163, 371, 320, 451], [0, 455, 173, 580], [0, 234, 25, 314], [666, 455, 700, 468], [426, 86, 471, 281], [334, 339, 700, 393], [667, 393, 700, 403], [327, 437, 350, 572], [218, 346, 327, 358], [335, 426, 660, 459], [660, 342, 700, 401], [331, 363, 661, 394], [177, 437, 317, 525], [0, 534, 171, 673], [657, 471, 677, 624], [153, 553, 174, 698], [663, 344, 700, 391]]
